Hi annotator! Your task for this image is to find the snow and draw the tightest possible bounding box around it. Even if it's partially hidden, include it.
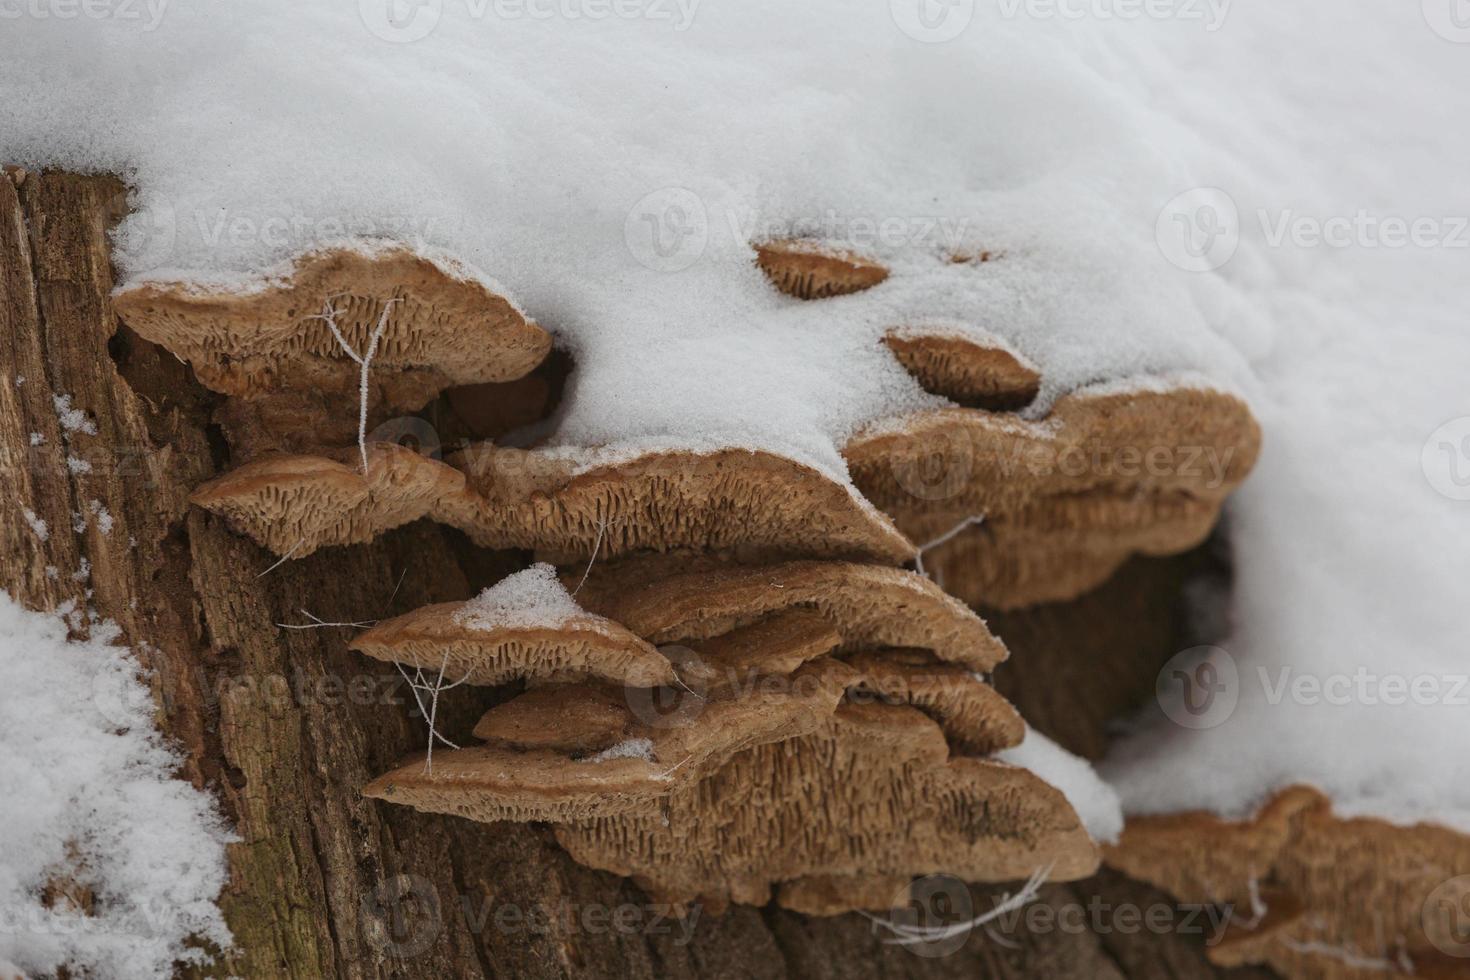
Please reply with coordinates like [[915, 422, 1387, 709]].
[[50, 395, 95, 436], [0, 0, 1465, 836], [1096, 4, 1470, 835], [0, 592, 232, 979], [584, 738, 657, 765], [0, 0, 1251, 480], [454, 563, 583, 632], [20, 510, 47, 542], [998, 726, 1122, 844]]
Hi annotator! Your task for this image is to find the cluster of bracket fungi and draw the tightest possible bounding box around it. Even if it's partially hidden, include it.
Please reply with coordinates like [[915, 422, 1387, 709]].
[[116, 239, 1303, 933]]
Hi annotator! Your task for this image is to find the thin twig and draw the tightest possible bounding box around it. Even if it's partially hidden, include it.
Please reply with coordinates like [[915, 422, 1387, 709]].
[[571, 517, 609, 597], [915, 515, 984, 580], [312, 298, 399, 473], [256, 540, 303, 578], [276, 609, 379, 630], [393, 655, 474, 775], [862, 864, 1051, 946], [384, 567, 408, 612]]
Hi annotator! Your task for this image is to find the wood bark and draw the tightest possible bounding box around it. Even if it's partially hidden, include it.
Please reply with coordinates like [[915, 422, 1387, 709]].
[[0, 170, 1275, 979]]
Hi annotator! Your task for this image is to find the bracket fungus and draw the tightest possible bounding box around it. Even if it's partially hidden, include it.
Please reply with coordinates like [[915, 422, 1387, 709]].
[[447, 443, 917, 565], [363, 562, 1097, 913], [194, 441, 919, 565], [1106, 786, 1470, 979], [845, 384, 1261, 608], [753, 239, 889, 299], [882, 328, 1041, 412], [351, 601, 675, 689], [844, 649, 1025, 756], [114, 247, 551, 410], [568, 557, 1008, 671], [189, 442, 468, 558]]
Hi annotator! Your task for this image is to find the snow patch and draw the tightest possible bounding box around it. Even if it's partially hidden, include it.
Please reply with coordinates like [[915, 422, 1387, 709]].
[[0, 592, 232, 979], [998, 726, 1122, 844], [454, 563, 583, 632], [584, 738, 656, 765], [51, 395, 95, 436], [20, 510, 47, 542]]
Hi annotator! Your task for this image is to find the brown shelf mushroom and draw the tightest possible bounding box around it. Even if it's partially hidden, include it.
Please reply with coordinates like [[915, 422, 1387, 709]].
[[676, 608, 843, 697], [190, 443, 468, 558], [569, 557, 1009, 671], [368, 673, 1096, 913], [363, 559, 1095, 914], [114, 247, 551, 411], [365, 658, 854, 825], [193, 441, 916, 565], [472, 684, 635, 754], [753, 239, 889, 299], [844, 384, 1261, 608], [1106, 786, 1470, 979], [350, 600, 676, 689], [882, 328, 1041, 411], [447, 443, 917, 566], [844, 649, 1025, 755]]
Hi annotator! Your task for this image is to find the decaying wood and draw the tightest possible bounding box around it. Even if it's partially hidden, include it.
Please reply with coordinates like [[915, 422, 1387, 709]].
[[1, 171, 1266, 978]]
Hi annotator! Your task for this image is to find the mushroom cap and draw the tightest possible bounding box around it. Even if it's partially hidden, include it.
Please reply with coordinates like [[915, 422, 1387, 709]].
[[1106, 786, 1470, 978], [677, 608, 843, 698], [351, 599, 676, 688], [883, 328, 1041, 411], [363, 659, 852, 824], [845, 649, 1025, 755], [845, 385, 1261, 607], [190, 443, 466, 557], [555, 703, 1099, 907], [195, 440, 919, 565], [115, 247, 551, 409], [571, 557, 1008, 671], [754, 239, 889, 299], [448, 444, 917, 566], [472, 684, 635, 754], [367, 686, 1097, 913], [363, 743, 670, 823]]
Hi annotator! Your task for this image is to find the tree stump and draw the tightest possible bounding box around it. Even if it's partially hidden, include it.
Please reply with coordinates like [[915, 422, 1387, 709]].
[[0, 170, 1270, 979]]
